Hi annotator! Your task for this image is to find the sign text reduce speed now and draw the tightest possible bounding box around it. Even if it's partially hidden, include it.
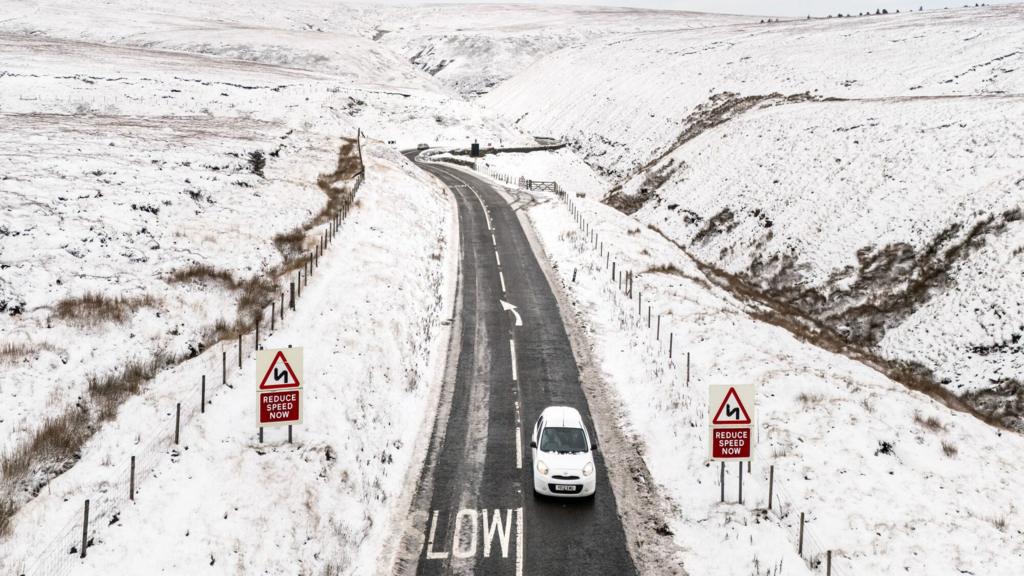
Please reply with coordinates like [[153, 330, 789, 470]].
[[259, 389, 301, 425]]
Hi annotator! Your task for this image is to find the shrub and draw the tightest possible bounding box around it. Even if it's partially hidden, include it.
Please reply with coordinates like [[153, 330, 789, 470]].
[[52, 292, 157, 326], [247, 150, 266, 177], [941, 441, 958, 457], [913, 412, 944, 432]]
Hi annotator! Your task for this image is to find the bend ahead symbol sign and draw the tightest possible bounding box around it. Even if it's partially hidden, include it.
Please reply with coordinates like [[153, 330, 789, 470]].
[[258, 349, 303, 390], [712, 387, 752, 425]]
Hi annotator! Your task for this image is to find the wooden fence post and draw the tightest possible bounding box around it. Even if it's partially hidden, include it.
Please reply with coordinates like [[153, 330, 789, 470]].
[[222, 351, 226, 385], [768, 465, 774, 511], [80, 499, 90, 558], [647, 306, 651, 328], [280, 293, 284, 320], [827, 550, 832, 576], [290, 282, 295, 310], [657, 315, 661, 340], [669, 333, 674, 359], [271, 301, 276, 331], [174, 402, 181, 444], [129, 456, 135, 501], [738, 461, 743, 504], [612, 261, 616, 281], [201, 375, 206, 414], [799, 512, 805, 557], [720, 462, 725, 503], [686, 352, 691, 385], [238, 334, 242, 369], [298, 270, 302, 298]]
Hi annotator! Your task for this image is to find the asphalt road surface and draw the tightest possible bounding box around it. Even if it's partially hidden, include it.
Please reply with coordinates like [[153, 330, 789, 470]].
[[402, 153, 637, 576]]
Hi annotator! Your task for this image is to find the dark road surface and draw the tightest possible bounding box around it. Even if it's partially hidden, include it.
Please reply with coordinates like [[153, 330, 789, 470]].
[[401, 153, 637, 576]]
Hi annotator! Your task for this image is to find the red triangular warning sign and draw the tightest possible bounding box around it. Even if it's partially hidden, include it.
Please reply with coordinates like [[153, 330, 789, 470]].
[[712, 387, 751, 425], [260, 351, 301, 390]]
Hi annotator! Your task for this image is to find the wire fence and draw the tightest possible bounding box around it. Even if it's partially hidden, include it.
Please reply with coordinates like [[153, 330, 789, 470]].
[[8, 184, 359, 575], [479, 164, 851, 575]]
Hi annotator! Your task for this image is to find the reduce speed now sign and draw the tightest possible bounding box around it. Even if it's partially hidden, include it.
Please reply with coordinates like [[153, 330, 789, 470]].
[[256, 348, 303, 426], [708, 384, 756, 462]]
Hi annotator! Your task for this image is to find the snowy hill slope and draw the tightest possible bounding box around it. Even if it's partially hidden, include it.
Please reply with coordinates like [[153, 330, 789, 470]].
[[0, 0, 511, 554], [480, 5, 1024, 427], [359, 3, 754, 97]]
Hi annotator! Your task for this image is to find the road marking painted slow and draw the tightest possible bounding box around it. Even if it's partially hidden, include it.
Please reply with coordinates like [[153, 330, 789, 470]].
[[426, 510, 447, 560], [510, 339, 518, 382], [422, 509, 520, 561], [499, 271, 507, 293]]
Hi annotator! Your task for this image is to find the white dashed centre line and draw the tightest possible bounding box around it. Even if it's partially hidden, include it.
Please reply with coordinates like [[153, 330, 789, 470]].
[[515, 426, 522, 470], [499, 270, 507, 294], [509, 339, 518, 382], [495, 250, 501, 267]]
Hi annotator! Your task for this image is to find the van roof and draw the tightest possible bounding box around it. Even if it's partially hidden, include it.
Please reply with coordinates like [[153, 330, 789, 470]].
[[540, 406, 583, 428]]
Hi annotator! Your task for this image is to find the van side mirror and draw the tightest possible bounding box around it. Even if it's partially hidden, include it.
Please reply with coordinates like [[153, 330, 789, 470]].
[[591, 443, 598, 452], [530, 441, 537, 448]]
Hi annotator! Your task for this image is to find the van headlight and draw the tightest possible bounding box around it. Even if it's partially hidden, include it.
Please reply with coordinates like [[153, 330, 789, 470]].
[[582, 462, 594, 477], [536, 460, 549, 475]]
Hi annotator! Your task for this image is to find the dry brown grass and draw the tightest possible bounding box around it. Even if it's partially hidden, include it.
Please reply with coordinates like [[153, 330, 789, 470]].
[[52, 292, 158, 326], [0, 340, 59, 364], [914, 412, 945, 432], [168, 263, 236, 287], [645, 263, 684, 275], [797, 391, 825, 405], [88, 353, 177, 421], [1, 408, 91, 486], [0, 497, 13, 537], [941, 440, 958, 458]]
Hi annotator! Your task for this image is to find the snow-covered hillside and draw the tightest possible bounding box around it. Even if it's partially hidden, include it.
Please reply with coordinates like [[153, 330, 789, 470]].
[[360, 3, 754, 97], [480, 5, 1024, 427], [0, 0, 499, 563]]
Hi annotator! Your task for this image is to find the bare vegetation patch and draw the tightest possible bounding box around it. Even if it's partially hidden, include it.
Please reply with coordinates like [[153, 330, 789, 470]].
[[797, 391, 825, 406], [0, 340, 58, 364], [1, 408, 91, 491], [913, 411, 945, 432], [941, 440, 958, 457], [52, 292, 158, 326], [0, 496, 13, 537], [88, 353, 178, 421], [645, 263, 684, 275]]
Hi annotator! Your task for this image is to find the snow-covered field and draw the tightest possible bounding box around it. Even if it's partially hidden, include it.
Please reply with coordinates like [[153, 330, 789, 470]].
[[358, 4, 754, 97], [480, 5, 1024, 425], [1, 143, 458, 575], [473, 164, 1024, 575]]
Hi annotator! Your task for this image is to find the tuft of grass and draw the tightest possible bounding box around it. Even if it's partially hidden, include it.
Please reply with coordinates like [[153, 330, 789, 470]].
[[914, 411, 945, 432], [168, 264, 236, 287], [52, 292, 158, 326], [1, 408, 91, 484], [88, 353, 177, 421], [0, 340, 58, 364], [645, 263, 683, 275], [989, 516, 1007, 531], [941, 440, 958, 458], [797, 391, 825, 405], [0, 497, 13, 537]]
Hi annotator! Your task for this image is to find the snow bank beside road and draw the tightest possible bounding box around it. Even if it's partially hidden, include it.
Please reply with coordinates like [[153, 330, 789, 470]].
[[1, 144, 457, 575]]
